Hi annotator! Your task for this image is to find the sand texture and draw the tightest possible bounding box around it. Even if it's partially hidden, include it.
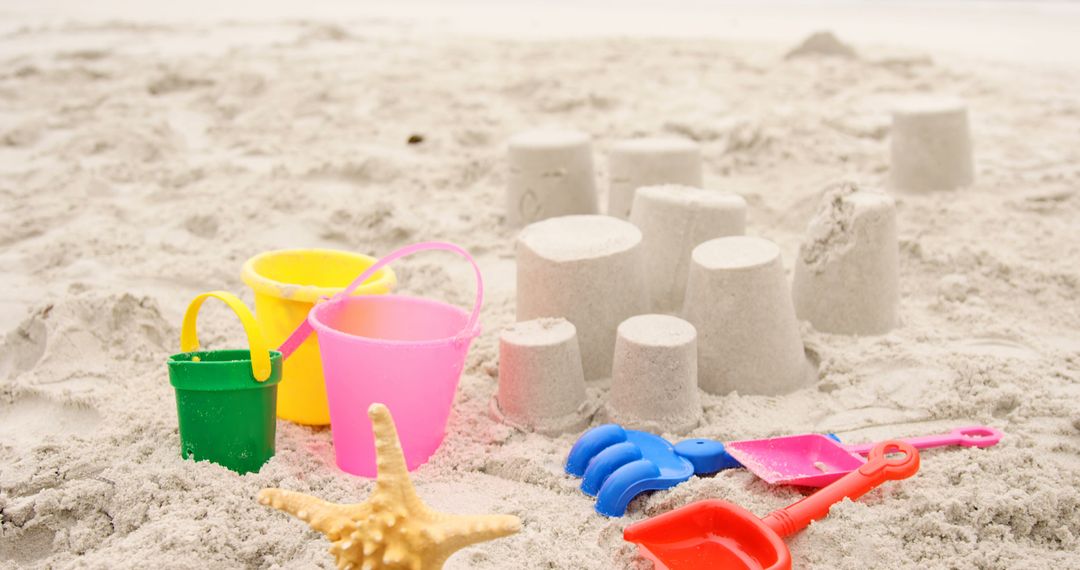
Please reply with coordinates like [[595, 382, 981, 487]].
[[1, 12, 1079, 570]]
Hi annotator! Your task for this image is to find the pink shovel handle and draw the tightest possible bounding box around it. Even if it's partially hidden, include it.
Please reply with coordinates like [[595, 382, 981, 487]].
[[277, 241, 484, 358], [842, 425, 1003, 456]]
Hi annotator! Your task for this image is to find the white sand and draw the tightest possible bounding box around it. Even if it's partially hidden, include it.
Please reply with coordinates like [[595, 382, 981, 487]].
[[1, 3, 1079, 569]]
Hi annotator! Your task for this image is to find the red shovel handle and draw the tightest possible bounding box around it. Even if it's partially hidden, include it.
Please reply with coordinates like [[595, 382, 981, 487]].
[[762, 440, 919, 538]]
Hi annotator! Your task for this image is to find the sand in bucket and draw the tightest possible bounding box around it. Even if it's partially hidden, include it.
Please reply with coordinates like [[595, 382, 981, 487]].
[[167, 291, 283, 474], [277, 241, 483, 477], [242, 249, 396, 425]]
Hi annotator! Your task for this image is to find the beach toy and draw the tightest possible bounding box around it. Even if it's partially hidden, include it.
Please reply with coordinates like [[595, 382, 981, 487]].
[[623, 440, 920, 570], [565, 424, 741, 517], [277, 241, 482, 477], [166, 291, 283, 474], [259, 403, 520, 570], [726, 425, 1002, 488], [242, 248, 396, 426], [568, 423, 1000, 515]]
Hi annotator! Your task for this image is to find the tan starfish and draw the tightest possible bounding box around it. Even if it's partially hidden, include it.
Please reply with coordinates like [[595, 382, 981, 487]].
[[258, 403, 521, 570]]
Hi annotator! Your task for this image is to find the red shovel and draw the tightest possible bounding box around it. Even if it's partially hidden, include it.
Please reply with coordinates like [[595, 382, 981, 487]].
[[623, 440, 919, 570]]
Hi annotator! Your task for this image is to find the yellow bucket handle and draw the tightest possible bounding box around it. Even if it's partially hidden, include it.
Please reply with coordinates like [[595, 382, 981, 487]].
[[180, 291, 272, 382]]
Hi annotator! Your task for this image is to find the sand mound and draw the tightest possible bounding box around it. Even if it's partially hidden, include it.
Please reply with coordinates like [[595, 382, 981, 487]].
[[786, 31, 858, 60]]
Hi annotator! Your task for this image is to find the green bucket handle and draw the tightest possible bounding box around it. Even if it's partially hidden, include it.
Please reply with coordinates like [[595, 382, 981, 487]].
[[180, 291, 272, 382]]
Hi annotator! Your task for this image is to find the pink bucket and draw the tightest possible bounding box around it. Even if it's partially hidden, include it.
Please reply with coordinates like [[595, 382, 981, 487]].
[[277, 242, 482, 477]]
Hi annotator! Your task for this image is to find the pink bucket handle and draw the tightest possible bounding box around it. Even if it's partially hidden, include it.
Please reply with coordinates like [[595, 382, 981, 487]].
[[277, 241, 483, 358], [843, 425, 1004, 456]]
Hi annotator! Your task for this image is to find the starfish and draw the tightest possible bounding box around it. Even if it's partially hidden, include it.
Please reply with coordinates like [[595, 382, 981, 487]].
[[258, 403, 521, 570]]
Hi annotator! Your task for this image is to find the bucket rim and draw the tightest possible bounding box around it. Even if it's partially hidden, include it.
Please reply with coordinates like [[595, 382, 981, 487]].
[[308, 294, 482, 347], [241, 248, 397, 304], [168, 349, 284, 391]]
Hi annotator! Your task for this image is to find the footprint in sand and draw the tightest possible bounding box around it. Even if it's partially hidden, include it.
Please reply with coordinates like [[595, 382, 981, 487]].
[[0, 395, 106, 565], [0, 524, 55, 565], [863, 359, 955, 405], [0, 306, 48, 379], [817, 359, 954, 430], [181, 214, 219, 239], [0, 395, 102, 454]]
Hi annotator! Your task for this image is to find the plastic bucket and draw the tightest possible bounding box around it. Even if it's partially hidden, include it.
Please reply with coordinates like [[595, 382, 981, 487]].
[[167, 291, 283, 474], [241, 249, 396, 425], [278, 241, 483, 477]]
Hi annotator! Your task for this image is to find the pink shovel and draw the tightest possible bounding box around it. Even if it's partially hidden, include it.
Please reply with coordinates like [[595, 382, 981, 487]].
[[725, 425, 1002, 487]]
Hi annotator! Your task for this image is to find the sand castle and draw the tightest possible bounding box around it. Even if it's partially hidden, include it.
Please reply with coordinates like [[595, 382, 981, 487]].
[[516, 215, 648, 380], [793, 186, 899, 335], [493, 317, 593, 434], [606, 314, 701, 434], [607, 137, 703, 219], [506, 128, 599, 227], [629, 185, 747, 312], [683, 236, 810, 395], [890, 96, 974, 192], [511, 215, 810, 423]]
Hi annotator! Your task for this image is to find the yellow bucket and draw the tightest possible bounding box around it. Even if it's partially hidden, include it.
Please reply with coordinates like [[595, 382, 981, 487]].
[[241, 249, 396, 425]]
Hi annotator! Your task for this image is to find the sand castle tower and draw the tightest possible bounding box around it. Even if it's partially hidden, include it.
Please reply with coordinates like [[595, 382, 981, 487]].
[[516, 215, 648, 380], [792, 186, 899, 335], [607, 314, 702, 434], [890, 96, 974, 192], [629, 185, 746, 313], [506, 129, 598, 227], [682, 236, 810, 395], [493, 318, 592, 434], [607, 137, 703, 219]]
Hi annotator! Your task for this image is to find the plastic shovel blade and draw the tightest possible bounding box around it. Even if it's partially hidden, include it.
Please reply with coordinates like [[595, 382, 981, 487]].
[[623, 499, 791, 570], [726, 433, 865, 487]]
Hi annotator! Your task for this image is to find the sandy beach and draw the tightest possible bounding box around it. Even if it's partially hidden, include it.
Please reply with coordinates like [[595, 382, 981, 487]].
[[1, 1, 1079, 568]]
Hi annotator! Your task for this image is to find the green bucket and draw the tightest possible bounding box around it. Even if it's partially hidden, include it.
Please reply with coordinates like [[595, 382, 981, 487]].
[[167, 291, 283, 474]]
